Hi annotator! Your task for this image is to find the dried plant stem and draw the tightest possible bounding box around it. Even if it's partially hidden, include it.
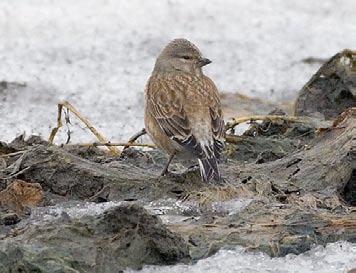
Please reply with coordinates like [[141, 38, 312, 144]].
[[225, 134, 244, 144], [123, 128, 147, 150], [0, 151, 26, 158], [48, 104, 313, 154], [48, 100, 120, 155], [70, 142, 155, 149], [225, 115, 308, 131]]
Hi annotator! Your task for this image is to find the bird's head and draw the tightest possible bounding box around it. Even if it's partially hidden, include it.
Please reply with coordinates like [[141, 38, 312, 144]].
[[153, 38, 211, 76]]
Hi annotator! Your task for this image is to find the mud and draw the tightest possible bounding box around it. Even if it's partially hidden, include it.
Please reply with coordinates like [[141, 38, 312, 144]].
[[0, 204, 190, 272], [0, 107, 354, 270], [0, 51, 355, 271]]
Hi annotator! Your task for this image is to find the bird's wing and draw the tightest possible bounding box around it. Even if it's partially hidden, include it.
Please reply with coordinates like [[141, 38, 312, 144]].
[[201, 76, 225, 158], [146, 74, 206, 157], [146, 74, 224, 159], [186, 76, 225, 182]]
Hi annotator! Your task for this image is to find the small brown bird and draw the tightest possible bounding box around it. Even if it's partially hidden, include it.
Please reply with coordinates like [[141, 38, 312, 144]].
[[144, 38, 225, 183]]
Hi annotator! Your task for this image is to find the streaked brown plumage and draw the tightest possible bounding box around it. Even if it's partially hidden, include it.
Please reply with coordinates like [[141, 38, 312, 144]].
[[144, 39, 224, 182]]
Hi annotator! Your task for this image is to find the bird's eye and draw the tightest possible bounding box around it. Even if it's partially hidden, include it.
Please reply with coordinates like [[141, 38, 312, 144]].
[[181, 55, 192, 60]]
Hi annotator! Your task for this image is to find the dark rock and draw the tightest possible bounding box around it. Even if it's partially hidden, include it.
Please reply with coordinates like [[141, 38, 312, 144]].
[[0, 213, 20, 225], [95, 204, 190, 268], [63, 144, 108, 162], [226, 136, 300, 163], [0, 204, 190, 272], [295, 49, 356, 119]]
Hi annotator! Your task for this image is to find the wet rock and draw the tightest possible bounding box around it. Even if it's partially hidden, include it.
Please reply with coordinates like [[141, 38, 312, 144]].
[[0, 204, 190, 272], [295, 49, 356, 119]]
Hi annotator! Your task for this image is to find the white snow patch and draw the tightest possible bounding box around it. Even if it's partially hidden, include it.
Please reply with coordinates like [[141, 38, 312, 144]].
[[128, 241, 356, 273], [145, 198, 252, 223], [29, 201, 122, 223]]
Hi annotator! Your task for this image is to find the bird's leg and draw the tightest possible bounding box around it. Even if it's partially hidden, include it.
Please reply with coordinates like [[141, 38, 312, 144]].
[[123, 128, 147, 150], [160, 154, 175, 176]]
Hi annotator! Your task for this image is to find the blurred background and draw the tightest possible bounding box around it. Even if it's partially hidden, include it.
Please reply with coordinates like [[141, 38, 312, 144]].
[[0, 0, 355, 143]]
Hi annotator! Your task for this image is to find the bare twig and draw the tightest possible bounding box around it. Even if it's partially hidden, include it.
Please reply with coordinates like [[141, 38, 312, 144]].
[[3, 166, 31, 180], [64, 108, 72, 144], [225, 115, 310, 132], [225, 134, 245, 144], [48, 103, 64, 143], [68, 142, 155, 149], [1, 158, 52, 180], [123, 128, 147, 150], [6, 152, 27, 176], [48, 100, 119, 155], [0, 151, 26, 158], [47, 104, 320, 155]]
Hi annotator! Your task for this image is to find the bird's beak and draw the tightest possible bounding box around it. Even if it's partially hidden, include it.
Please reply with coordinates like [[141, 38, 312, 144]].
[[199, 58, 212, 67]]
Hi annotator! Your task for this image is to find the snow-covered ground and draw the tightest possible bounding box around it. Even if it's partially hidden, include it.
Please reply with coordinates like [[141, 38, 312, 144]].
[[1, 0, 356, 143], [129, 242, 356, 273]]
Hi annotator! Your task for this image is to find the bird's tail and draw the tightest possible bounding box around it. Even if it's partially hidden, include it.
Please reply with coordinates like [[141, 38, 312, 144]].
[[198, 156, 221, 183]]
